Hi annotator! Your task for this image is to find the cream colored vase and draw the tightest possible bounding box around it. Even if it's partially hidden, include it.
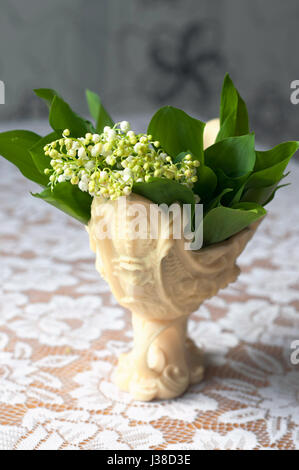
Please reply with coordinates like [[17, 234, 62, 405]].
[[87, 119, 259, 401], [88, 197, 257, 401]]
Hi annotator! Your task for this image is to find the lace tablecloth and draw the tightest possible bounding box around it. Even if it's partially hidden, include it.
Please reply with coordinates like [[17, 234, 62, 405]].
[[0, 153, 299, 450]]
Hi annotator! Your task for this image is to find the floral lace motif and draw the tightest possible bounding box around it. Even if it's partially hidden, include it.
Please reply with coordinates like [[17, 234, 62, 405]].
[[0, 159, 299, 450]]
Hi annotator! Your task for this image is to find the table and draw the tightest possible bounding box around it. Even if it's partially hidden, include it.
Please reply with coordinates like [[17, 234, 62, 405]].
[[0, 139, 299, 450]]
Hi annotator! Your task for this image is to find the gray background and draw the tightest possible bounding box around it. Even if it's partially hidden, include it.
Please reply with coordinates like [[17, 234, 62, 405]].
[[0, 0, 299, 146]]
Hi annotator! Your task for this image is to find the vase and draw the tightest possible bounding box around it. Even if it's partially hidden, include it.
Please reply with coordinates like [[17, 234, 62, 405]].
[[87, 192, 259, 401]]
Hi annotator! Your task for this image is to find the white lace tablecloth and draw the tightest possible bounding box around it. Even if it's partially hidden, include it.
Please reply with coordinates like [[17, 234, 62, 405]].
[[0, 151, 299, 450]]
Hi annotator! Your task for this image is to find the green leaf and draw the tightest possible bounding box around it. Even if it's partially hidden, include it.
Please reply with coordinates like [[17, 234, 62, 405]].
[[32, 182, 92, 225], [263, 183, 290, 206], [148, 106, 205, 162], [229, 182, 247, 205], [34, 88, 61, 107], [205, 134, 256, 178], [193, 164, 217, 204], [241, 183, 280, 206], [216, 73, 249, 142], [29, 131, 61, 175], [242, 142, 298, 204], [254, 141, 299, 172], [133, 177, 195, 206], [207, 188, 233, 211], [202, 202, 266, 245], [245, 142, 298, 192], [241, 171, 290, 206], [49, 95, 94, 137], [86, 89, 114, 132], [215, 168, 252, 206], [0, 130, 48, 186]]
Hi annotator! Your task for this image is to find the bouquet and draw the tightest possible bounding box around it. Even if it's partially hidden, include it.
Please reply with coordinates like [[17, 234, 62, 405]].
[[1, 74, 297, 246]]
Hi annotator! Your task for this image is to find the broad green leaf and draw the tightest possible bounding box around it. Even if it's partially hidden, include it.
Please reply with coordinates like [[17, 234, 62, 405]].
[[243, 142, 298, 201], [241, 142, 298, 204], [32, 182, 92, 225], [254, 141, 299, 171], [229, 182, 246, 205], [86, 89, 114, 132], [207, 188, 233, 211], [49, 95, 94, 137], [241, 183, 280, 206], [205, 134, 256, 178], [29, 131, 61, 175], [247, 163, 286, 189], [133, 177, 195, 206], [193, 164, 217, 204], [242, 170, 290, 206], [0, 130, 48, 186], [202, 202, 266, 245], [34, 88, 61, 107], [215, 168, 252, 206], [148, 106, 205, 162], [263, 183, 290, 206], [216, 74, 249, 142]]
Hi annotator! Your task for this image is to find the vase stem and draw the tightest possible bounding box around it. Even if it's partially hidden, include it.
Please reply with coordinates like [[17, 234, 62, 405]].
[[114, 312, 204, 401]]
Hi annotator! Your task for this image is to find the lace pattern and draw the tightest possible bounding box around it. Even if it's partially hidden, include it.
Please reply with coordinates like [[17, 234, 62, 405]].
[[0, 158, 299, 450]]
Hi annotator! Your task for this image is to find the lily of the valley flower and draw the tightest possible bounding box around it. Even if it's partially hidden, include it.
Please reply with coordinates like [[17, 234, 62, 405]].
[[44, 123, 200, 201]]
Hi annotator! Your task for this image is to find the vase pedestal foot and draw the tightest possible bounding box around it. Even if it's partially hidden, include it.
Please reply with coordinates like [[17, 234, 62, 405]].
[[113, 313, 204, 401]]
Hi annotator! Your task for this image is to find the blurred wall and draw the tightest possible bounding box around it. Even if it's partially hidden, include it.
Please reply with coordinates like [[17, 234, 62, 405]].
[[0, 0, 299, 146]]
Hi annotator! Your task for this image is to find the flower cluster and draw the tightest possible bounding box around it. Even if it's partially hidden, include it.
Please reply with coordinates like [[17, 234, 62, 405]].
[[43, 122, 200, 200]]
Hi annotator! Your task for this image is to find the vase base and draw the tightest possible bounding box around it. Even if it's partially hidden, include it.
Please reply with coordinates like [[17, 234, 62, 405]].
[[113, 337, 204, 401]]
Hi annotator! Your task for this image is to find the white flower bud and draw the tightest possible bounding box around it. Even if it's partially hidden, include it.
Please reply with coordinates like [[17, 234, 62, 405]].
[[91, 142, 103, 157], [85, 161, 95, 170], [134, 143, 142, 153], [91, 147, 98, 157], [120, 121, 130, 133], [122, 168, 132, 182], [50, 149, 58, 158], [81, 173, 89, 183], [92, 134, 101, 143], [106, 156, 115, 165], [99, 171, 107, 181], [78, 147, 86, 158], [102, 143, 112, 157], [123, 186, 131, 196], [79, 181, 88, 192], [107, 129, 116, 140]]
